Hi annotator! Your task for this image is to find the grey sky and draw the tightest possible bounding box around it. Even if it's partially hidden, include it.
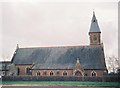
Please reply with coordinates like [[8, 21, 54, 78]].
[[0, 0, 118, 66]]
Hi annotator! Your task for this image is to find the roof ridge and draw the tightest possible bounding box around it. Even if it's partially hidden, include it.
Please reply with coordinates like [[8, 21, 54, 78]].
[[18, 45, 91, 49]]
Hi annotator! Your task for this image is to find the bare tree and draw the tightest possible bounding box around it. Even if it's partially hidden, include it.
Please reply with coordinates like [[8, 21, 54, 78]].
[[106, 55, 119, 73]]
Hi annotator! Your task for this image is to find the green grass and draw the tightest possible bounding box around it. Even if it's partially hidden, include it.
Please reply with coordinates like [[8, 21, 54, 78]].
[[1, 81, 120, 87]]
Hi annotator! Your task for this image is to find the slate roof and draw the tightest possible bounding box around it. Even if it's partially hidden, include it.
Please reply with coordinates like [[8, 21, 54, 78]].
[[89, 12, 101, 33], [11, 45, 106, 70]]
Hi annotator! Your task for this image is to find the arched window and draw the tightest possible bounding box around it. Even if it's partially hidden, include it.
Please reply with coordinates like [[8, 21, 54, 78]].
[[26, 67, 30, 75], [37, 71, 40, 76], [63, 71, 67, 76], [91, 71, 97, 77], [75, 70, 82, 76], [17, 67, 20, 75], [26, 67, 32, 75], [50, 71, 54, 76]]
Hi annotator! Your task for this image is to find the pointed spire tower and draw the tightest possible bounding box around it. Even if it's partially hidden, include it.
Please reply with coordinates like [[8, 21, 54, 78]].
[[89, 11, 101, 45]]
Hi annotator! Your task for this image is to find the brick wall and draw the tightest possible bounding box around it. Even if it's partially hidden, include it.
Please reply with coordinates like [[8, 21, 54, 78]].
[[16, 64, 32, 76], [32, 69, 73, 76], [15, 64, 106, 77], [32, 69, 105, 77], [84, 70, 106, 77], [89, 33, 101, 45]]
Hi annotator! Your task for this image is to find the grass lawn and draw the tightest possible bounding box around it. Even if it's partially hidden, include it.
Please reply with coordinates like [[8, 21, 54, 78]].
[[1, 81, 120, 87]]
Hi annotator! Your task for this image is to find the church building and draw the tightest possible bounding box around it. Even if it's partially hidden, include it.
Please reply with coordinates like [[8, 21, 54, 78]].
[[11, 12, 107, 77]]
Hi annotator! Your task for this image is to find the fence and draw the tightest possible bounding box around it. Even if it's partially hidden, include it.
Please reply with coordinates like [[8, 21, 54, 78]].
[[2, 76, 120, 82]]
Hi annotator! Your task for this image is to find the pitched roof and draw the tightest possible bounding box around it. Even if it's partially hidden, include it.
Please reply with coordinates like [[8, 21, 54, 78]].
[[11, 45, 106, 70], [89, 12, 101, 33]]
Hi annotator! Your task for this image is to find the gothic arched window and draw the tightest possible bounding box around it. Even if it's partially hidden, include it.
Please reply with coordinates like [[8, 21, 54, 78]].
[[75, 70, 82, 76], [63, 71, 67, 76], [17, 67, 20, 75], [26, 67, 32, 75], [37, 71, 40, 76], [50, 71, 54, 76], [91, 71, 97, 77], [26, 67, 30, 75]]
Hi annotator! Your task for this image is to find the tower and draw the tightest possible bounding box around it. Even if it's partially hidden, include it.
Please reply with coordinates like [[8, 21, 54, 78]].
[[89, 11, 101, 45]]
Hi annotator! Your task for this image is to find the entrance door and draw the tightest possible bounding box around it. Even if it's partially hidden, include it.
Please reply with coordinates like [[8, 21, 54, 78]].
[[75, 70, 82, 77]]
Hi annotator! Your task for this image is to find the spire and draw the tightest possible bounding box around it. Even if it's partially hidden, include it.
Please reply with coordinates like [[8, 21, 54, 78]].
[[16, 44, 19, 49], [92, 11, 97, 22], [89, 11, 101, 33]]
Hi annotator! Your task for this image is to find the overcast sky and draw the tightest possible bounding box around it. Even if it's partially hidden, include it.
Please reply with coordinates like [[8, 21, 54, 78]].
[[0, 0, 118, 67]]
